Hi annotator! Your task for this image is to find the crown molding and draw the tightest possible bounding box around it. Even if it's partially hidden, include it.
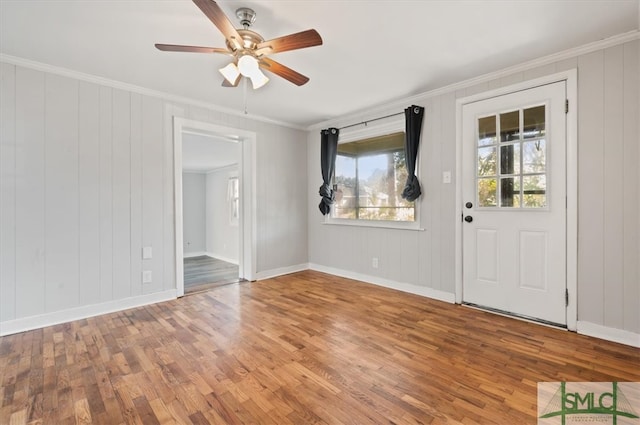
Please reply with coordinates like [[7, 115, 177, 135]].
[[0, 53, 306, 131], [307, 29, 639, 132]]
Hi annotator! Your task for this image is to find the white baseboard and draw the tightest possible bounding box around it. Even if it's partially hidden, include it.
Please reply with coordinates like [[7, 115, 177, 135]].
[[184, 251, 207, 258], [206, 252, 239, 266], [0, 289, 177, 336], [254, 263, 310, 281], [577, 321, 640, 348], [308, 263, 456, 304]]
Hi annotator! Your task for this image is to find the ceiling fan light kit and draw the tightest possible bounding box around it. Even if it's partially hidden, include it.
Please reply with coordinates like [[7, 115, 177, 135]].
[[155, 0, 323, 90]]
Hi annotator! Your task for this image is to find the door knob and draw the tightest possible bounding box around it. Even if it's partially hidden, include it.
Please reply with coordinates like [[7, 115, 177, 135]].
[[465, 202, 473, 209], [464, 215, 473, 223]]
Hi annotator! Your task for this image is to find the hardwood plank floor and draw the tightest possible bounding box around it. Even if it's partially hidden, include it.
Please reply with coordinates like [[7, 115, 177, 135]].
[[184, 256, 239, 293], [1, 270, 638, 424]]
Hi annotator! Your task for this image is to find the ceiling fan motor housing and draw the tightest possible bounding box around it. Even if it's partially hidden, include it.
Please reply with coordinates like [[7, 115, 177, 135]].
[[225, 29, 264, 53]]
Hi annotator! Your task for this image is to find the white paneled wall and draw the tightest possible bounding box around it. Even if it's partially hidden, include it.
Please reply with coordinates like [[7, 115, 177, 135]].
[[78, 82, 100, 306], [44, 74, 79, 313], [182, 172, 207, 255], [308, 39, 640, 338], [15, 67, 47, 318], [0, 62, 308, 333], [0, 63, 16, 322]]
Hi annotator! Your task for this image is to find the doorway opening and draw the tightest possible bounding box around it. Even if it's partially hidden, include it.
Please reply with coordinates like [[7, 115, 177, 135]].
[[173, 117, 256, 297]]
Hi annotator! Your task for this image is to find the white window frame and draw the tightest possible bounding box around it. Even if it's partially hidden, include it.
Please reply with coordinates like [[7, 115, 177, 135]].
[[325, 118, 422, 231], [228, 176, 239, 226], [475, 103, 551, 211]]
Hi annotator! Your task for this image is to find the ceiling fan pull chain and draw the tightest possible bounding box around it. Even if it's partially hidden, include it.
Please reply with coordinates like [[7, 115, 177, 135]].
[[243, 77, 248, 115]]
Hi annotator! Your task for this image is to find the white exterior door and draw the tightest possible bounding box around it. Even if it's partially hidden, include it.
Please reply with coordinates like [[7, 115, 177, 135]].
[[462, 82, 567, 326]]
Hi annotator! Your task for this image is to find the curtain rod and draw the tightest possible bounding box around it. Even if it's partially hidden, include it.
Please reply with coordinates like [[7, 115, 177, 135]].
[[337, 111, 404, 131]]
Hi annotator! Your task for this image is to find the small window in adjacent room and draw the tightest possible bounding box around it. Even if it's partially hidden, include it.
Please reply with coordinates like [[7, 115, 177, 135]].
[[228, 176, 239, 226], [332, 131, 415, 222]]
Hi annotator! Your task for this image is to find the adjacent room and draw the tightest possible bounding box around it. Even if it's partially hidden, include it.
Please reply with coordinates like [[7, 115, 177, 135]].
[[1, 0, 639, 423], [181, 132, 242, 293]]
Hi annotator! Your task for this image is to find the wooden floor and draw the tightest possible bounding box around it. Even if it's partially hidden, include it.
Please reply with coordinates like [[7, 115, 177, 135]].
[[1, 271, 638, 424], [184, 256, 239, 294]]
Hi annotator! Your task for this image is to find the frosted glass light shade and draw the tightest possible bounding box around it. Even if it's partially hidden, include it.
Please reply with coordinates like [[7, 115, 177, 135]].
[[238, 55, 259, 76], [238, 55, 269, 89], [249, 69, 269, 89], [219, 62, 240, 84]]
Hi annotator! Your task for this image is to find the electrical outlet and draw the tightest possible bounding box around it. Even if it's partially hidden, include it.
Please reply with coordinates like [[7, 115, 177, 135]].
[[372, 257, 379, 269], [142, 270, 152, 284], [442, 171, 451, 184], [142, 246, 153, 259]]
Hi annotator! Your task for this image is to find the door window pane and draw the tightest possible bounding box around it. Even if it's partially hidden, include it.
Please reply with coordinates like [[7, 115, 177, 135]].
[[478, 116, 496, 146], [523, 140, 546, 174], [500, 177, 520, 207], [478, 178, 497, 207], [500, 110, 519, 142], [500, 143, 520, 175], [523, 175, 546, 208], [477, 147, 497, 177], [523, 105, 545, 139]]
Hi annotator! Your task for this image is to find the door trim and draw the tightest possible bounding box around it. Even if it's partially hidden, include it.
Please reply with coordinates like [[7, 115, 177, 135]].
[[454, 70, 578, 331], [173, 117, 257, 297]]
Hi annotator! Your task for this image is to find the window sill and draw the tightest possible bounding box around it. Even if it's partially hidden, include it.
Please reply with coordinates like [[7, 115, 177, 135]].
[[323, 218, 425, 231]]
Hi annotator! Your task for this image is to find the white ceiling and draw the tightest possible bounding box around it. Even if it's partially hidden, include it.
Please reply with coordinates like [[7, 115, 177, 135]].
[[182, 133, 239, 172], [1, 1, 638, 128]]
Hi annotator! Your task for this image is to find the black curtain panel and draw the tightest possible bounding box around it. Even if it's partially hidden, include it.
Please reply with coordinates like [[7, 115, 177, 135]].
[[318, 127, 340, 215], [401, 105, 425, 202]]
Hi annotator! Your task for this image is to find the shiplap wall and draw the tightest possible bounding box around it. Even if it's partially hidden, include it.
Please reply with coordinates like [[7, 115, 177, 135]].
[[308, 39, 640, 336], [0, 62, 308, 327], [182, 172, 206, 255]]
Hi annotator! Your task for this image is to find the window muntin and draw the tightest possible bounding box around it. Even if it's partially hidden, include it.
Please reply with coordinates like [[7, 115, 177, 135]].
[[333, 132, 415, 222], [476, 105, 547, 209]]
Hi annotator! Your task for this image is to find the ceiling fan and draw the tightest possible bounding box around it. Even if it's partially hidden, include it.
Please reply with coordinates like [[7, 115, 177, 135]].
[[155, 0, 323, 89]]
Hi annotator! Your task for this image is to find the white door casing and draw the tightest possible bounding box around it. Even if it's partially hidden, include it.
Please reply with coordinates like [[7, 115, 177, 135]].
[[173, 117, 257, 296], [461, 81, 567, 326]]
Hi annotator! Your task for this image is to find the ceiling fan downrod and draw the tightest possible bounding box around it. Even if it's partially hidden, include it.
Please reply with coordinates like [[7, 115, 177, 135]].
[[236, 7, 256, 29]]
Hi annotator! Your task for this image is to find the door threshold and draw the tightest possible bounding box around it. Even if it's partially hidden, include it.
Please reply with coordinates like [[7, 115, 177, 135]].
[[462, 302, 567, 330]]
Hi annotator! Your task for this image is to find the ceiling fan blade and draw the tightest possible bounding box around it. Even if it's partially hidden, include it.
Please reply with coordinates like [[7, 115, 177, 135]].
[[259, 58, 310, 86], [255, 29, 322, 55], [155, 44, 230, 55], [192, 0, 244, 50]]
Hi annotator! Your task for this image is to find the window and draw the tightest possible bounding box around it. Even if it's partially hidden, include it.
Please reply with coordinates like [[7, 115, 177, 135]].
[[227, 177, 239, 226], [333, 132, 415, 222]]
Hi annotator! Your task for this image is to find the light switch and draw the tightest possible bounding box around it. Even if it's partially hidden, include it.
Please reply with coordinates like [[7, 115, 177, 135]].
[[442, 171, 451, 184], [143, 246, 152, 259]]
